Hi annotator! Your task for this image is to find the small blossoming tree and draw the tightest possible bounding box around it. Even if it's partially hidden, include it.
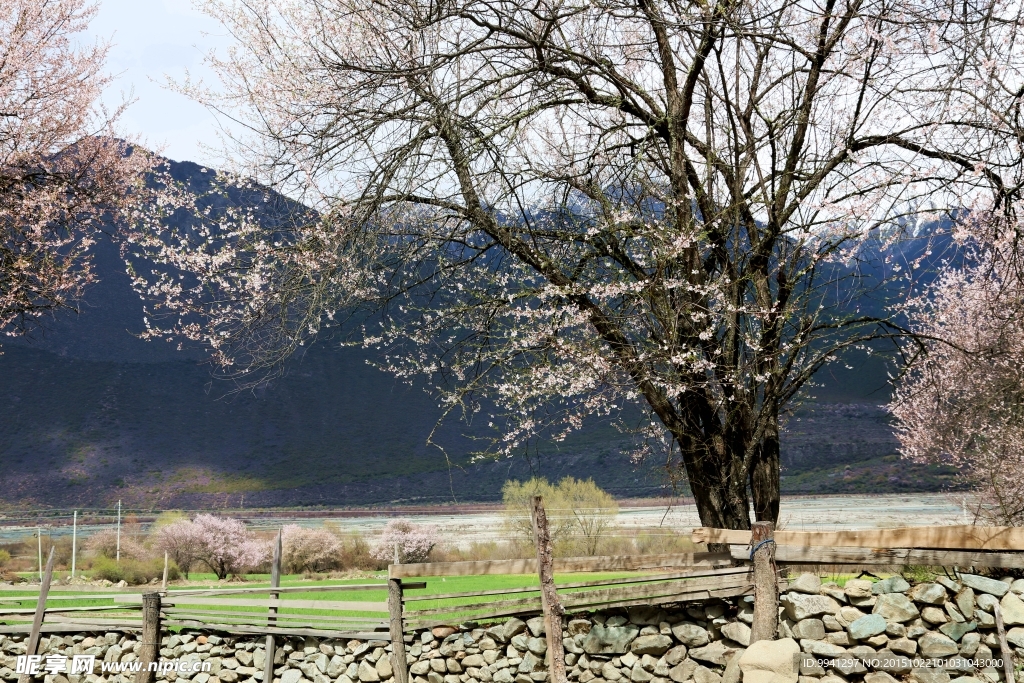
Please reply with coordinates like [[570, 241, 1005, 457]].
[[282, 524, 341, 573], [156, 514, 268, 579], [372, 520, 440, 565]]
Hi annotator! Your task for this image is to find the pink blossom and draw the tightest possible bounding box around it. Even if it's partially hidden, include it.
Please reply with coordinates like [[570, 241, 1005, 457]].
[[372, 520, 440, 564]]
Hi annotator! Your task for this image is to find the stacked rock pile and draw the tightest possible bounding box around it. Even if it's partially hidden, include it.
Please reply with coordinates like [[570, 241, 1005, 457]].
[[1, 573, 1022, 683]]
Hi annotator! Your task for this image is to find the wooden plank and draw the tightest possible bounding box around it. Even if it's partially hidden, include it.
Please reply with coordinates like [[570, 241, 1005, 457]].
[[165, 583, 396, 597], [405, 595, 544, 617], [390, 552, 731, 578], [749, 522, 778, 644], [265, 530, 282, 683], [0, 621, 143, 634], [530, 496, 566, 683], [116, 596, 388, 611], [388, 580, 408, 683], [731, 545, 1024, 568], [696, 525, 1024, 551], [0, 594, 133, 603], [161, 608, 386, 624], [161, 621, 390, 640], [0, 605, 137, 616], [162, 613, 386, 628], [400, 566, 753, 603]]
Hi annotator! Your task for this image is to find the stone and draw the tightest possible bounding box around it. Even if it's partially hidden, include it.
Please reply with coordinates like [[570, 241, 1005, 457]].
[[844, 581, 874, 600], [873, 594, 921, 623], [998, 592, 1024, 626], [889, 638, 917, 656], [1004, 627, 1024, 648], [973, 610, 995, 628], [872, 651, 913, 675], [632, 637, 674, 656], [517, 653, 540, 674], [689, 642, 733, 667], [411, 663, 431, 676], [569, 621, 593, 637], [938, 622, 977, 642], [632, 664, 655, 683], [492, 672, 513, 683], [527, 639, 546, 656], [583, 624, 640, 656], [798, 655, 826, 677], [949, 678, 985, 683], [462, 656, 485, 669], [910, 670, 950, 683], [838, 608, 864, 625], [922, 608, 949, 625], [825, 633, 849, 647], [865, 673, 900, 683], [671, 625, 709, 649], [376, 657, 393, 680], [602, 662, 624, 681], [665, 647, 688, 667], [955, 589, 977, 619], [865, 635, 889, 648], [918, 633, 959, 658], [434, 628, 458, 640], [799, 641, 844, 657], [959, 633, 981, 657], [873, 577, 911, 595], [782, 595, 842, 622], [737, 638, 800, 683], [959, 576, 1009, 598], [910, 584, 949, 605], [692, 666, 720, 683], [430, 660, 447, 674], [704, 604, 726, 620], [719, 624, 750, 648], [668, 659, 698, 683], [848, 615, 886, 641], [630, 608, 669, 626], [789, 575, 823, 595], [885, 623, 906, 638], [819, 676, 847, 683], [526, 618, 545, 638], [791, 621, 826, 641], [848, 596, 876, 609], [328, 657, 347, 678], [976, 594, 999, 613], [503, 620, 528, 642], [281, 671, 304, 683], [722, 654, 743, 683], [945, 603, 966, 623], [822, 617, 843, 633], [820, 585, 848, 604]]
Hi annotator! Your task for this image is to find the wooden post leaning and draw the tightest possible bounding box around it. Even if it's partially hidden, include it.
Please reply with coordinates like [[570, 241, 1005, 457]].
[[134, 592, 162, 683], [19, 547, 55, 683], [993, 602, 1016, 683], [531, 496, 567, 683], [750, 521, 779, 643], [388, 578, 409, 683], [264, 529, 282, 683]]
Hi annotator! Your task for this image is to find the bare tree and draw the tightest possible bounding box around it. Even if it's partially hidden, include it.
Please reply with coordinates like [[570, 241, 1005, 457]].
[[127, 0, 1010, 531]]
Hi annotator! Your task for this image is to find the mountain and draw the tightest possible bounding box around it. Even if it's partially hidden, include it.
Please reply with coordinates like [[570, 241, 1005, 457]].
[[0, 158, 960, 510]]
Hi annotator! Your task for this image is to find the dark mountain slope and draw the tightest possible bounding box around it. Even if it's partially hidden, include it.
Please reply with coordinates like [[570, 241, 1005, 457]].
[[0, 158, 957, 509]]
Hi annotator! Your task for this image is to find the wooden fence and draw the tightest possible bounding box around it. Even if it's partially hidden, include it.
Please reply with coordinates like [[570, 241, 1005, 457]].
[[692, 524, 1024, 569]]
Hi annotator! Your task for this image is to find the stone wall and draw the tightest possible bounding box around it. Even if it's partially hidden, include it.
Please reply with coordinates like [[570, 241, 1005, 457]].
[[2, 573, 1024, 683]]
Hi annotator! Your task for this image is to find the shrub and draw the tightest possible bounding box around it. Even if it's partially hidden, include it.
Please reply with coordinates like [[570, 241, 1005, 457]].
[[503, 476, 618, 556], [90, 556, 180, 585], [0, 549, 10, 567]]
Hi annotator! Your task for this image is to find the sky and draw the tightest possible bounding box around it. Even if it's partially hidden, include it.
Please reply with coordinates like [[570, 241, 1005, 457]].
[[88, 0, 232, 167]]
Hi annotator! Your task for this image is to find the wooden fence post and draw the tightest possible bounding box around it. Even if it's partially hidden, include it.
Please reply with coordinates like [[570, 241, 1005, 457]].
[[993, 601, 1016, 683], [750, 521, 778, 643], [18, 547, 55, 683], [134, 592, 161, 683], [389, 579, 409, 683], [264, 529, 282, 683], [531, 496, 567, 683], [161, 551, 169, 591]]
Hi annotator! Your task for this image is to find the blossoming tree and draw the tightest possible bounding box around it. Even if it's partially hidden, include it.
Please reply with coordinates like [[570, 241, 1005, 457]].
[[125, 0, 1021, 533], [0, 0, 154, 343], [157, 515, 268, 579], [372, 520, 440, 564]]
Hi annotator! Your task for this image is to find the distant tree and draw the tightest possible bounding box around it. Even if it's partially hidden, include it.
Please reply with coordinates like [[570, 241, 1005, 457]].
[[372, 520, 440, 564], [503, 477, 618, 556], [155, 519, 204, 578], [190, 514, 269, 579], [281, 524, 341, 573], [156, 514, 268, 579], [890, 235, 1024, 526], [84, 529, 147, 561], [0, 0, 155, 344]]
